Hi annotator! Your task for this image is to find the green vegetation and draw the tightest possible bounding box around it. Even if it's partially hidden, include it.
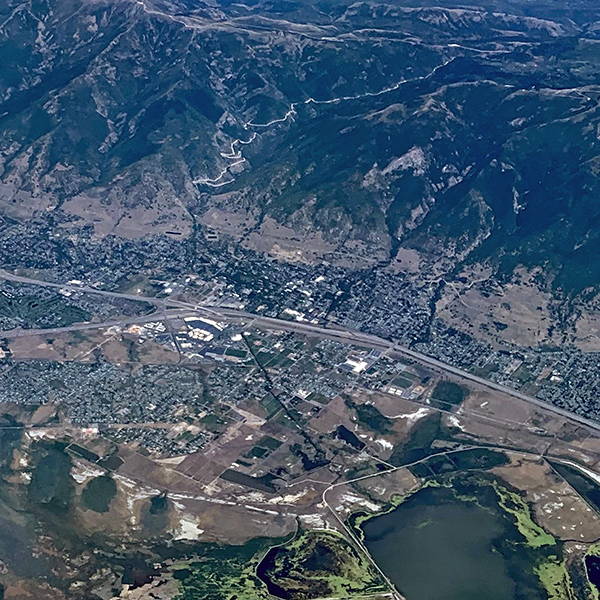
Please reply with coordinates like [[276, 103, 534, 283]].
[[248, 446, 268, 459], [0, 415, 23, 471], [81, 475, 117, 513], [245, 435, 284, 461], [257, 529, 388, 600], [344, 462, 384, 482], [585, 544, 600, 600], [587, 543, 600, 558], [408, 448, 509, 477], [392, 375, 414, 389], [0, 290, 91, 329], [224, 348, 248, 359], [351, 471, 576, 600], [430, 380, 468, 410], [172, 537, 286, 600], [343, 397, 392, 434], [28, 443, 74, 512], [535, 558, 576, 600], [255, 350, 274, 367], [388, 412, 442, 465], [492, 481, 555, 548], [198, 414, 229, 434], [260, 393, 281, 419], [257, 436, 282, 451], [354, 405, 391, 433]]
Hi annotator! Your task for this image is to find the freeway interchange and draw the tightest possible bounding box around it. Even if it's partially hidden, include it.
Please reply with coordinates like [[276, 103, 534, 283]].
[[2, 268, 600, 437]]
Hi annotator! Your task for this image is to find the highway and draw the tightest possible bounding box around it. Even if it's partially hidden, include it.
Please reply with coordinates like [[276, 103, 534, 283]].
[[2, 269, 600, 435], [0, 309, 195, 339], [0, 269, 222, 317], [217, 307, 600, 435]]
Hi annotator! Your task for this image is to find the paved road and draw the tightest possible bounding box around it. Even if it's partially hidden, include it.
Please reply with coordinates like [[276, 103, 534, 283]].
[[321, 443, 600, 600], [0, 309, 193, 339], [388, 344, 600, 432], [2, 270, 600, 435], [216, 308, 600, 435], [0, 269, 222, 316]]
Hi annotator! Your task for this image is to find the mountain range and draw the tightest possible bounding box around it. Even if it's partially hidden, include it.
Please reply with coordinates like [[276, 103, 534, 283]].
[[3, 0, 600, 297]]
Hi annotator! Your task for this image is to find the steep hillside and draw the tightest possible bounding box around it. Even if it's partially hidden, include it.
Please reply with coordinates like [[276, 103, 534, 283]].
[[2, 0, 600, 296]]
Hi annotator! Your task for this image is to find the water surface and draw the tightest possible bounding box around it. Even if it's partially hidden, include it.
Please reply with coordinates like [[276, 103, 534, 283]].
[[361, 486, 518, 600]]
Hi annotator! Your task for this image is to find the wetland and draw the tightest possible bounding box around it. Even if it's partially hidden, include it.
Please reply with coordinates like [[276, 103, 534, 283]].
[[358, 475, 574, 600]]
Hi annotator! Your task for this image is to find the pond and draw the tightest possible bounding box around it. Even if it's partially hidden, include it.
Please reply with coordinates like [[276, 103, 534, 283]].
[[360, 484, 547, 600]]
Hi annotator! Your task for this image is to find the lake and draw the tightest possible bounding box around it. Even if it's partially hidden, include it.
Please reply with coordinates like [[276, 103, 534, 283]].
[[360, 485, 544, 600]]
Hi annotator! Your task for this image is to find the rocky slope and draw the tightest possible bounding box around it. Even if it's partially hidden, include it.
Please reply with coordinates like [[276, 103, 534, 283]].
[[2, 0, 600, 293]]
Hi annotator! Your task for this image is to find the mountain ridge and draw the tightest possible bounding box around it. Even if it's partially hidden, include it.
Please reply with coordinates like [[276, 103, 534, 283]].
[[3, 0, 600, 298]]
